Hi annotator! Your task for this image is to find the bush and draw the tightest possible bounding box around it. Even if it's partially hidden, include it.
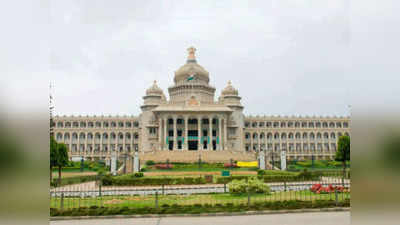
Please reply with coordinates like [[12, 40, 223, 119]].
[[146, 160, 155, 166], [223, 163, 238, 168], [133, 172, 144, 178], [228, 177, 270, 194], [102, 175, 207, 186]]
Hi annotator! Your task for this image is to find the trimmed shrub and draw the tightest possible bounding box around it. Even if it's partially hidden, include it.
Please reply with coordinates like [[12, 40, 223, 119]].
[[145, 160, 155, 166], [228, 177, 270, 194]]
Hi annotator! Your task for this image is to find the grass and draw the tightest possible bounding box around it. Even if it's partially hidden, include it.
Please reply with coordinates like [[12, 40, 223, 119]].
[[50, 190, 350, 209]]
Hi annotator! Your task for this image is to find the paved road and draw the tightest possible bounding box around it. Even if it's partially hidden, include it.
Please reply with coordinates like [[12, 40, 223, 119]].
[[50, 211, 350, 225]]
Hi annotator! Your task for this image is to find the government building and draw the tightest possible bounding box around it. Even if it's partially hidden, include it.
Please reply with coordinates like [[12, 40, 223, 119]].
[[53, 47, 350, 163]]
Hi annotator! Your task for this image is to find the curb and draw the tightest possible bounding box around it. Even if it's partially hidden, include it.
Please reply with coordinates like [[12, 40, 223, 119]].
[[50, 207, 350, 221]]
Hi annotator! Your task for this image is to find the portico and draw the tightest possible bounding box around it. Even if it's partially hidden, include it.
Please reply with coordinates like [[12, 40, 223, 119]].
[[154, 107, 231, 151]]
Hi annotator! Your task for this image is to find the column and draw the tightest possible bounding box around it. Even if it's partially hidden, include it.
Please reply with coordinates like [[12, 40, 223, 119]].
[[223, 116, 227, 150], [158, 117, 162, 150], [218, 117, 222, 150], [250, 132, 253, 152], [173, 116, 177, 150], [184, 116, 188, 150], [258, 132, 261, 153], [198, 116, 202, 150], [208, 116, 212, 150], [163, 117, 167, 150]]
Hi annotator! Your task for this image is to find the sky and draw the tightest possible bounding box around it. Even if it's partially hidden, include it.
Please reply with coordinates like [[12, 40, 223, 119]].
[[1, 0, 399, 118]]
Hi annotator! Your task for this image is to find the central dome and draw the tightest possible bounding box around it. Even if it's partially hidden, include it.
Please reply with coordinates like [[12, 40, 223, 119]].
[[174, 47, 209, 84]]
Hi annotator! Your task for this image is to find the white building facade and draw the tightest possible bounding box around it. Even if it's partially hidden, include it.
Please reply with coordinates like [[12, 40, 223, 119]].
[[53, 47, 350, 162]]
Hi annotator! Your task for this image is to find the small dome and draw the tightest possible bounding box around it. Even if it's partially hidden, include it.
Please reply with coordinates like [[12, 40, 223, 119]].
[[146, 80, 163, 95], [174, 47, 209, 84], [221, 81, 238, 96]]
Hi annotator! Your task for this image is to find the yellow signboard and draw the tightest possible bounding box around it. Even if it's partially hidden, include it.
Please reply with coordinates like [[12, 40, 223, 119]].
[[237, 161, 258, 167]]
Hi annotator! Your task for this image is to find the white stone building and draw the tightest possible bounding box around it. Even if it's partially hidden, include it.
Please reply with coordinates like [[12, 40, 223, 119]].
[[53, 47, 350, 162]]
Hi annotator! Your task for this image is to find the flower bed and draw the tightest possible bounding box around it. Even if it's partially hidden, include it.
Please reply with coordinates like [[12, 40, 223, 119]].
[[310, 184, 345, 194]]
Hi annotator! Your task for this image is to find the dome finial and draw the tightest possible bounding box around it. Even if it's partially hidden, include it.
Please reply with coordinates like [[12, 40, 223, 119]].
[[187, 46, 197, 62]]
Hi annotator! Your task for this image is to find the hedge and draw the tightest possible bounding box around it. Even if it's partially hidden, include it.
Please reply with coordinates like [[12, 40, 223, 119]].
[[50, 199, 350, 217], [102, 175, 208, 186], [51, 175, 99, 187]]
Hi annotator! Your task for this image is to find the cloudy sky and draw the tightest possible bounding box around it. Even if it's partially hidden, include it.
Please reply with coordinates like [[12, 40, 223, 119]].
[[1, 0, 399, 117]]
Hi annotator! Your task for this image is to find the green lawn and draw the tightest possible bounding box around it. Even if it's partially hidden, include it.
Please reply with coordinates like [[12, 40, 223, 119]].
[[50, 190, 350, 209]]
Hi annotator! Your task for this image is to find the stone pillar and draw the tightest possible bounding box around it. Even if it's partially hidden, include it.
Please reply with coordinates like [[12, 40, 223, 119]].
[[134, 152, 140, 172], [281, 150, 287, 170], [184, 116, 188, 150], [163, 117, 167, 150], [259, 153, 266, 170], [198, 116, 202, 150], [208, 116, 212, 150], [218, 117, 222, 150], [223, 116, 227, 150], [158, 117, 162, 150], [173, 116, 177, 150], [111, 152, 117, 176], [250, 132, 253, 152]]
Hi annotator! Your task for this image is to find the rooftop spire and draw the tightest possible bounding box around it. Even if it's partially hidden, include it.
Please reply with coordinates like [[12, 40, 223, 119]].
[[187, 46, 197, 63]]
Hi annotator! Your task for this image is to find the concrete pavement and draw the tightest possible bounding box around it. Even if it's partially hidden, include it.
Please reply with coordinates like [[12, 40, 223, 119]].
[[50, 211, 350, 225]]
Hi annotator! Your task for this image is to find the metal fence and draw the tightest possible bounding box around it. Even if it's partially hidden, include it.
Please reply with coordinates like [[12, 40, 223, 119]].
[[50, 175, 350, 210]]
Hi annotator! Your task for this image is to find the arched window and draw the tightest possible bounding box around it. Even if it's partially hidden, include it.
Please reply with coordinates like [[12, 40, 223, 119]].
[[324, 132, 329, 139], [330, 132, 336, 139], [260, 133, 265, 139], [87, 133, 93, 140], [345, 132, 350, 137], [338, 132, 343, 137], [253, 133, 258, 139], [102, 133, 108, 139], [281, 122, 286, 128], [308, 122, 314, 128], [302, 122, 307, 128], [118, 122, 124, 128], [133, 121, 139, 127], [72, 133, 78, 140], [329, 122, 335, 128], [245, 133, 250, 139], [111, 122, 116, 128], [303, 132, 308, 139], [110, 133, 116, 140], [316, 122, 321, 128], [95, 122, 101, 128], [252, 122, 257, 128], [95, 133, 101, 140], [274, 133, 280, 140], [295, 132, 301, 139], [79, 133, 86, 139], [267, 133, 272, 140], [288, 121, 294, 128], [118, 132, 124, 140], [126, 122, 132, 127], [288, 133, 294, 139], [80, 122, 86, 128], [310, 133, 315, 140], [65, 122, 71, 128], [317, 132, 322, 139], [295, 122, 300, 128], [266, 122, 272, 128], [103, 122, 109, 128], [64, 133, 70, 140], [323, 122, 328, 128], [125, 133, 131, 139], [88, 122, 94, 128], [281, 133, 287, 140], [336, 122, 342, 128], [57, 122, 63, 128], [273, 122, 279, 128], [259, 122, 265, 127], [134, 133, 139, 139], [343, 122, 349, 128], [56, 133, 63, 141], [73, 122, 79, 128]]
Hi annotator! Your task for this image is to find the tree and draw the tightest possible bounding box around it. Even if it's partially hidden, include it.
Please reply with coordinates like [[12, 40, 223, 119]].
[[50, 136, 58, 182], [55, 143, 69, 186], [336, 135, 350, 186]]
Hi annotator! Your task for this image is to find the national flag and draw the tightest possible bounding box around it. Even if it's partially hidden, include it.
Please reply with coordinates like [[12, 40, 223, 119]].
[[187, 74, 195, 81]]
